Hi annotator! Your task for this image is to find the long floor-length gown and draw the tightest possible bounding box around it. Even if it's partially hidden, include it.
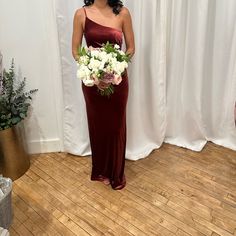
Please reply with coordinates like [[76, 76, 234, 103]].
[[82, 8, 128, 190]]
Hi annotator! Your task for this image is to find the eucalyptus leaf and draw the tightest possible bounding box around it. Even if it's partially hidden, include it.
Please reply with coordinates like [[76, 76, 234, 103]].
[[0, 58, 38, 130], [19, 113, 25, 118]]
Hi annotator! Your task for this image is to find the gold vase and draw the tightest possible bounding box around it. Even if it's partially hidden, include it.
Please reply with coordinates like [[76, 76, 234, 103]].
[[0, 124, 30, 181]]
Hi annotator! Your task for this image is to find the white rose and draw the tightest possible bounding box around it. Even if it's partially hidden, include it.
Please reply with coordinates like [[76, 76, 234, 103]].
[[106, 53, 113, 61], [113, 61, 121, 70], [99, 60, 106, 70], [88, 58, 101, 71], [105, 65, 112, 73], [114, 44, 120, 49], [90, 50, 100, 58], [113, 61, 127, 74], [109, 57, 118, 66], [83, 78, 95, 87], [98, 51, 107, 60], [79, 55, 89, 65], [121, 61, 128, 69], [77, 65, 91, 80]]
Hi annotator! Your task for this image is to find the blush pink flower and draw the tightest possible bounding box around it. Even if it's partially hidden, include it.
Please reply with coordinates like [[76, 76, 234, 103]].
[[92, 74, 99, 85], [112, 75, 122, 85], [101, 72, 115, 84]]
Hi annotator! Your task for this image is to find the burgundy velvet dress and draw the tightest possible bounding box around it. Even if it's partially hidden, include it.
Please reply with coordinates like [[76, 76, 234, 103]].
[[82, 8, 128, 190]]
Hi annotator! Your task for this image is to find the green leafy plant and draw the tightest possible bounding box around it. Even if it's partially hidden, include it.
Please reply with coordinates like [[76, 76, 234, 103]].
[[103, 41, 131, 63], [0, 59, 38, 131]]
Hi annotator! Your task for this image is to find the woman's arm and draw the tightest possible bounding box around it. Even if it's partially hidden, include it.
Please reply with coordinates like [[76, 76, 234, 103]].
[[72, 9, 84, 61], [122, 8, 135, 58]]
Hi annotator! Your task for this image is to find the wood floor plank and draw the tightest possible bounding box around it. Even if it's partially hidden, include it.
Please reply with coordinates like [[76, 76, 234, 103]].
[[8, 228, 20, 236], [23, 218, 47, 236], [18, 176, 102, 236], [9, 142, 236, 236], [13, 182, 76, 236], [125, 185, 209, 236], [176, 229, 191, 236], [12, 193, 60, 236], [37, 153, 174, 235], [10, 216, 22, 233], [135, 158, 232, 214], [13, 203, 29, 224], [29, 161, 134, 236], [211, 210, 236, 234], [14, 223, 34, 236], [83, 183, 171, 236]]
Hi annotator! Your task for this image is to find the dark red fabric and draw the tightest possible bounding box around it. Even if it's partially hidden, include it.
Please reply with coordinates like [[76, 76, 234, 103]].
[[82, 9, 128, 190]]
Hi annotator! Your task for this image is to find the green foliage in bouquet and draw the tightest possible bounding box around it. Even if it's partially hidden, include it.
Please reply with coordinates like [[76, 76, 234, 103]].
[[78, 46, 87, 58], [77, 42, 131, 63], [103, 42, 131, 63], [99, 84, 115, 97], [77, 42, 131, 97], [0, 59, 38, 131]]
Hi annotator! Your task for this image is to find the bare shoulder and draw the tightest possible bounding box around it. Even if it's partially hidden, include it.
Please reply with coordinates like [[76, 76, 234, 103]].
[[120, 6, 131, 18], [74, 7, 85, 20]]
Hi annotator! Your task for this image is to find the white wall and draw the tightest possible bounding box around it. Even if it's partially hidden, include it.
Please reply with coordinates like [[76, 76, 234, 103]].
[[0, 0, 64, 153]]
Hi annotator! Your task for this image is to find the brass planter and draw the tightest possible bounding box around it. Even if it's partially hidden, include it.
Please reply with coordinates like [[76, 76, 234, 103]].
[[0, 125, 30, 180]]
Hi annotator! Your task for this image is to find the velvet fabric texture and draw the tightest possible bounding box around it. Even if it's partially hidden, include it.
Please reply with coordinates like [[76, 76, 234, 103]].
[[82, 8, 128, 189]]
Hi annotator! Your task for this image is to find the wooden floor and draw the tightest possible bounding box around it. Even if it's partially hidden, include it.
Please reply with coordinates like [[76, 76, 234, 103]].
[[9, 142, 236, 236]]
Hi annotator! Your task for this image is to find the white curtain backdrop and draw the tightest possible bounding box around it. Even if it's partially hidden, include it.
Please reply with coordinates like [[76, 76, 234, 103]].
[[56, 0, 236, 160], [0, 0, 64, 154], [165, 0, 236, 151]]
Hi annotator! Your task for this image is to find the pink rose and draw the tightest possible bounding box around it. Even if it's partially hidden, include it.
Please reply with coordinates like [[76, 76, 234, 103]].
[[102, 72, 114, 84], [112, 75, 122, 85], [92, 74, 100, 85]]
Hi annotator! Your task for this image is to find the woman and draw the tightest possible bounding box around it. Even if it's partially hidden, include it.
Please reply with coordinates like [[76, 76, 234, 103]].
[[72, 0, 135, 190]]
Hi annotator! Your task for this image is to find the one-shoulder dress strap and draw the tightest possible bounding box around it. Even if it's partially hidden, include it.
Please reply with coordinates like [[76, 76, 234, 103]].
[[83, 7, 87, 17]]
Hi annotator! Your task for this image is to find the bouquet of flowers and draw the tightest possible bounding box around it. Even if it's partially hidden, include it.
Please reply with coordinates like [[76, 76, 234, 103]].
[[77, 42, 130, 96]]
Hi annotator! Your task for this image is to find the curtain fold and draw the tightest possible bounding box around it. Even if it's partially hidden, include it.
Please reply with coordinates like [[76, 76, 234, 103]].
[[56, 0, 91, 156], [165, 0, 236, 151], [55, 0, 236, 160], [123, 0, 167, 159]]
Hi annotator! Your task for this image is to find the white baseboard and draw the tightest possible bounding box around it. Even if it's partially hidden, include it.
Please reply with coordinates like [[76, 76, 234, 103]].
[[27, 138, 64, 154]]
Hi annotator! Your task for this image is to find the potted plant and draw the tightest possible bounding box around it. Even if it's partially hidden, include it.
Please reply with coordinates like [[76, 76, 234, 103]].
[[0, 55, 38, 180]]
